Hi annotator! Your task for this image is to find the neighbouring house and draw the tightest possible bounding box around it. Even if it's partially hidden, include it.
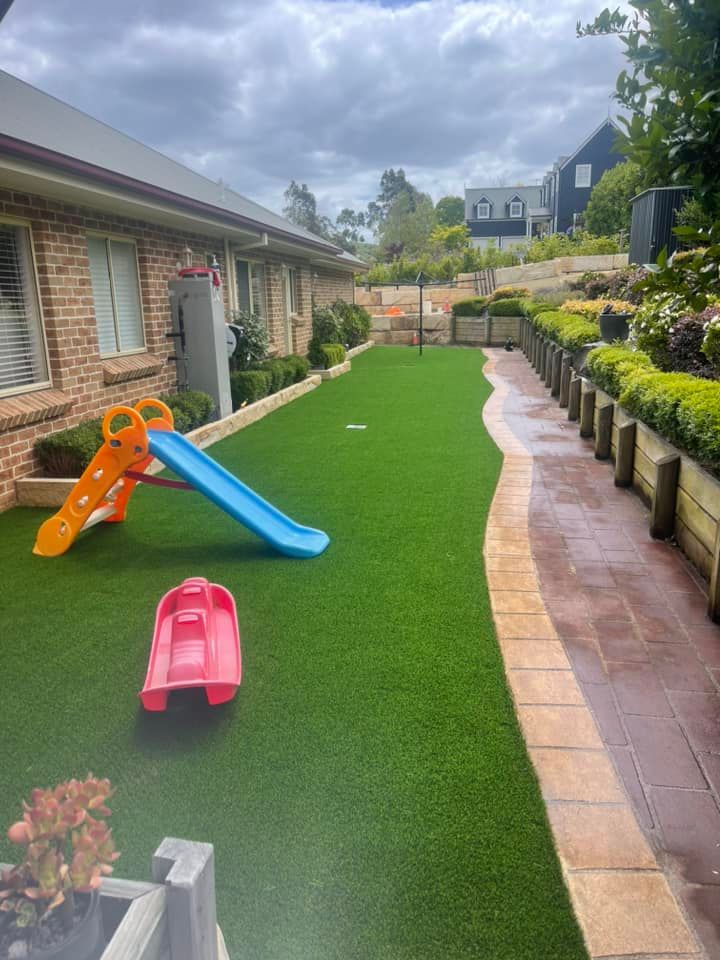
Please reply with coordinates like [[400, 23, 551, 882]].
[[465, 120, 625, 249], [0, 70, 366, 511]]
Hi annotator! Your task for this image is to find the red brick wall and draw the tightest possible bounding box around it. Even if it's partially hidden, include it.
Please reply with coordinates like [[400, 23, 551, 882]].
[[0, 187, 229, 511], [0, 188, 358, 511]]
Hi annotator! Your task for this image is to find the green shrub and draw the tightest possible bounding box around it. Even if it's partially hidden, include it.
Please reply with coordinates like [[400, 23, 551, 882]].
[[630, 294, 690, 371], [332, 300, 371, 347], [619, 371, 718, 451], [585, 346, 655, 397], [317, 343, 346, 369], [34, 390, 216, 476], [533, 310, 601, 351], [452, 297, 488, 317], [676, 388, 720, 465], [230, 370, 271, 409], [488, 298, 524, 317], [229, 310, 269, 371], [519, 299, 556, 319], [162, 391, 215, 433], [257, 358, 293, 393], [312, 305, 342, 344], [284, 354, 310, 383]]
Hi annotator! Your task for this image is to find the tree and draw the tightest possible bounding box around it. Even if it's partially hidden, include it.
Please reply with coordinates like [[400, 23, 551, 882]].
[[379, 192, 436, 260], [283, 180, 334, 240], [577, 3, 720, 218], [427, 224, 471, 254], [366, 168, 422, 231], [435, 196, 465, 227], [333, 208, 366, 253], [584, 160, 645, 235]]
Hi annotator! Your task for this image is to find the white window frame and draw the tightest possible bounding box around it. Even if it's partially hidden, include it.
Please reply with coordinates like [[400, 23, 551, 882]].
[[235, 257, 268, 324], [476, 202, 490, 220], [575, 164, 592, 188], [0, 216, 51, 399], [509, 201, 523, 218], [87, 232, 146, 358], [286, 266, 299, 315]]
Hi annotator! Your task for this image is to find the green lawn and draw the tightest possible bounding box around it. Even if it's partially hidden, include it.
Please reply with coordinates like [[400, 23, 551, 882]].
[[0, 347, 586, 959]]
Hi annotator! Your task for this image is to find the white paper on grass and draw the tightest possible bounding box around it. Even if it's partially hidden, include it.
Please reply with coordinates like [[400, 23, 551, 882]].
[[346, 424, 367, 430]]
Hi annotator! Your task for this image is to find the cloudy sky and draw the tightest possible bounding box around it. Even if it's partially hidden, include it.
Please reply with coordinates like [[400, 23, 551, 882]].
[[0, 0, 626, 219]]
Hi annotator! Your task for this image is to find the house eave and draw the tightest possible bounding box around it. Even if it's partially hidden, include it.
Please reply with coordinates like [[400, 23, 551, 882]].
[[0, 134, 342, 257]]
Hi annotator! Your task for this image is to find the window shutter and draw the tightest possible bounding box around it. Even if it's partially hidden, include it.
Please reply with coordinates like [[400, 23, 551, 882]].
[[109, 240, 143, 350], [0, 224, 48, 393], [87, 237, 117, 355]]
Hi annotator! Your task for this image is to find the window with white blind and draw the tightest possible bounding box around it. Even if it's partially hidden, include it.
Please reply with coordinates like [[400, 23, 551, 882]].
[[0, 222, 49, 396], [87, 236, 144, 356], [575, 164, 592, 188], [235, 259, 267, 324]]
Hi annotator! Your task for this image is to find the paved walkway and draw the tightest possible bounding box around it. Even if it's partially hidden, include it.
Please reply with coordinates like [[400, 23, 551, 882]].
[[482, 347, 720, 960]]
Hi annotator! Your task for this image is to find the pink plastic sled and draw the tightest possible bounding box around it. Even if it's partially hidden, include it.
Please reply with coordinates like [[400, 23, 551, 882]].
[[139, 577, 242, 711]]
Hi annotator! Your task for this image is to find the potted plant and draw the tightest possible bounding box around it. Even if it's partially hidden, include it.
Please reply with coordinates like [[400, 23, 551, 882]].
[[599, 303, 633, 342], [0, 776, 119, 960]]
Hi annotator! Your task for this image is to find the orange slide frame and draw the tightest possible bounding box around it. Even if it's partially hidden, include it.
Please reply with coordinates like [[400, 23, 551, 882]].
[[33, 398, 174, 558]]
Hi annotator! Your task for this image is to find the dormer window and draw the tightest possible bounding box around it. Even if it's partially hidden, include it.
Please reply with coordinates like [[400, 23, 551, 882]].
[[509, 199, 523, 218], [475, 198, 491, 219]]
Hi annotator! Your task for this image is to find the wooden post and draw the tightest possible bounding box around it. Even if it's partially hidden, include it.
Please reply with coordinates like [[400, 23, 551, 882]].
[[615, 421, 636, 487], [568, 375, 581, 421], [649, 453, 680, 540], [544, 342, 554, 388], [153, 838, 218, 960], [559, 353, 571, 408], [709, 521, 720, 623], [595, 403, 613, 459], [535, 336, 543, 374], [580, 388, 596, 438], [551, 347, 562, 398], [486, 315, 493, 347], [531, 332, 539, 369]]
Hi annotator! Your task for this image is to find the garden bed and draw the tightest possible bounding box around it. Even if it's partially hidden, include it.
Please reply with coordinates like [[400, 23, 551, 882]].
[[16, 375, 321, 507], [311, 359, 351, 380]]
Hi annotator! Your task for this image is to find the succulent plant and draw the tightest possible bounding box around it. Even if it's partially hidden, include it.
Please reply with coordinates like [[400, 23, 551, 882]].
[[0, 776, 119, 933]]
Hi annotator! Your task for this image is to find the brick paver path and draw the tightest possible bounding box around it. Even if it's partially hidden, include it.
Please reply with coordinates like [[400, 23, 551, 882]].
[[486, 347, 720, 959]]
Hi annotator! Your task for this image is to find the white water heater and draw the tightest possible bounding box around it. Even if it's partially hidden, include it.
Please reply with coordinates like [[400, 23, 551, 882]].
[[168, 275, 232, 419]]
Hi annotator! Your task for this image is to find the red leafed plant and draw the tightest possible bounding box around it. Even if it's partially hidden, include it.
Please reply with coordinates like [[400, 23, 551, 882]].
[[0, 776, 120, 932]]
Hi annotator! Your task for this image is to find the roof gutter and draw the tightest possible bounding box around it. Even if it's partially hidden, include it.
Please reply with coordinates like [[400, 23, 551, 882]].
[[0, 133, 343, 257]]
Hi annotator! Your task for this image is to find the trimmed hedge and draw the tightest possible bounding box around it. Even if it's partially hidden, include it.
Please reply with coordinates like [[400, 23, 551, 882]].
[[532, 310, 601, 352], [487, 298, 524, 317], [283, 354, 310, 383], [34, 390, 215, 477], [230, 369, 271, 409], [258, 358, 294, 393], [451, 297, 488, 317], [585, 345, 654, 398], [491, 285, 530, 301], [317, 343, 346, 369], [519, 299, 556, 319], [619, 371, 720, 465]]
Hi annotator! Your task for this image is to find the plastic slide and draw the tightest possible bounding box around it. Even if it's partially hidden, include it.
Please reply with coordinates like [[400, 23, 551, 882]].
[[147, 429, 329, 559], [33, 397, 329, 559]]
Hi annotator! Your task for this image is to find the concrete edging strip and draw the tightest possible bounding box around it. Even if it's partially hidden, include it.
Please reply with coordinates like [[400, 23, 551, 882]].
[[481, 350, 699, 960]]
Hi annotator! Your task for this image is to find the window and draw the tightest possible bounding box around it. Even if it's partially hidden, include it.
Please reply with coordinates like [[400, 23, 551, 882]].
[[235, 259, 267, 323], [87, 236, 144, 356], [476, 202, 490, 219], [0, 222, 49, 396], [286, 267, 298, 314], [509, 201, 523, 218], [575, 164, 592, 188]]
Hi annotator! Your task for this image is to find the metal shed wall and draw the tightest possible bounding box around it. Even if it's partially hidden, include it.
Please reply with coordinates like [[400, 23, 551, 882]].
[[629, 187, 692, 265]]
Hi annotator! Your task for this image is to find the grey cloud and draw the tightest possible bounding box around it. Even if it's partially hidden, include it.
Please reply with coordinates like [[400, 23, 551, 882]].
[[1, 0, 626, 214]]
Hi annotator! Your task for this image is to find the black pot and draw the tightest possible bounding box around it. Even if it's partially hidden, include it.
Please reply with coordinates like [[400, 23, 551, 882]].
[[599, 312, 632, 343], [28, 892, 105, 960]]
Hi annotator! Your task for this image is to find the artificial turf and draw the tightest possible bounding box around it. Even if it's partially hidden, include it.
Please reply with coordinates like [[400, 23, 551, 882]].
[[0, 347, 587, 959]]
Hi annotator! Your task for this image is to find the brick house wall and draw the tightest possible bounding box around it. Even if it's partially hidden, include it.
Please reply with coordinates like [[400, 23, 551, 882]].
[[0, 188, 358, 511]]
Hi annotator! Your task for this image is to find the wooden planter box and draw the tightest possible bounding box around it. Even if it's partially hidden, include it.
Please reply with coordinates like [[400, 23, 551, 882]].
[[3, 838, 230, 960], [455, 315, 522, 347]]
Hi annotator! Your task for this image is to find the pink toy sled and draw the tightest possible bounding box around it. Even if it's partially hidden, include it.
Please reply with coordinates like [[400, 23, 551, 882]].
[[140, 577, 241, 711]]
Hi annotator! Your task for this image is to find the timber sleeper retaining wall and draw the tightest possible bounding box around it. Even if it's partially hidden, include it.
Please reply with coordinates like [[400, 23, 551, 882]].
[[519, 315, 720, 622]]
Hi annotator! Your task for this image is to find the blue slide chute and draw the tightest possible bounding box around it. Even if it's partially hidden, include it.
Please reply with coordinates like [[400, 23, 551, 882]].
[[147, 429, 329, 559]]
